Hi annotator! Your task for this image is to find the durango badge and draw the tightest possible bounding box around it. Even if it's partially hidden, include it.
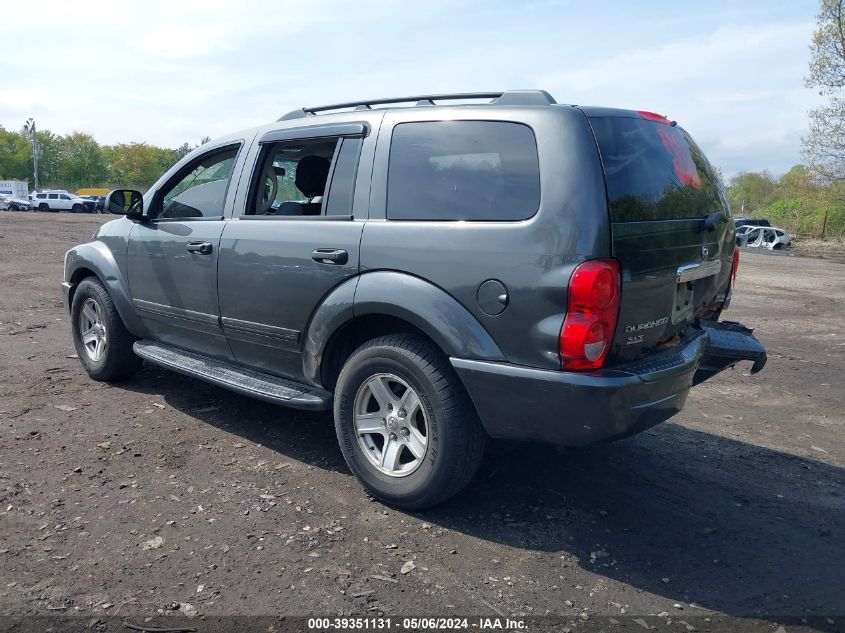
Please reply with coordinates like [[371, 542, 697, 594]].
[[624, 316, 669, 334]]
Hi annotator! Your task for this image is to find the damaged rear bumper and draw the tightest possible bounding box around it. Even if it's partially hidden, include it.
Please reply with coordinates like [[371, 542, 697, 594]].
[[452, 320, 767, 446], [693, 320, 767, 384]]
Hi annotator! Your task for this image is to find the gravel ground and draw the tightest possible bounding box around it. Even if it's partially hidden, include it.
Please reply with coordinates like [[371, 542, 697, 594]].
[[0, 213, 842, 629]]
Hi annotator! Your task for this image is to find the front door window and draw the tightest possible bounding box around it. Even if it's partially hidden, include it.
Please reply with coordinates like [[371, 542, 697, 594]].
[[156, 148, 238, 220]]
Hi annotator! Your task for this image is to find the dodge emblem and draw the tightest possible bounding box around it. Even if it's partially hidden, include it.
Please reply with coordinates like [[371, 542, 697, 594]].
[[701, 245, 710, 259]]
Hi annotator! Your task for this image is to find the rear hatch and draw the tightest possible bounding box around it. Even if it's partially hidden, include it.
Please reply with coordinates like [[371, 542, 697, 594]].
[[586, 111, 735, 364]]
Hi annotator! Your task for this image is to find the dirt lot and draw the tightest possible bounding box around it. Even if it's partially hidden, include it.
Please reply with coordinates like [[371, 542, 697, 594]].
[[0, 213, 843, 628]]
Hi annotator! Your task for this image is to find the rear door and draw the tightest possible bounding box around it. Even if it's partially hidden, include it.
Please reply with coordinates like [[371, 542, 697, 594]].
[[587, 112, 734, 363], [217, 117, 379, 381]]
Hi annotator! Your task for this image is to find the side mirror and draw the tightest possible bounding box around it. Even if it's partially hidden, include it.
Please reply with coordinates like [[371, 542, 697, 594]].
[[105, 189, 144, 217]]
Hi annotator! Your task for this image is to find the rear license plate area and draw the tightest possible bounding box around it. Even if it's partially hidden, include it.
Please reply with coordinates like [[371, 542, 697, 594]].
[[673, 281, 694, 325]]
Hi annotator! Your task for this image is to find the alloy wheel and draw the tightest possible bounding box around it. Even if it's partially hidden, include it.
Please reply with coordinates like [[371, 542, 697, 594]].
[[79, 297, 108, 362], [353, 373, 428, 477]]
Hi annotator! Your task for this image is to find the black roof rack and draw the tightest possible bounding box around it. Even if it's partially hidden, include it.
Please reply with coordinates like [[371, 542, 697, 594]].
[[278, 90, 556, 121]]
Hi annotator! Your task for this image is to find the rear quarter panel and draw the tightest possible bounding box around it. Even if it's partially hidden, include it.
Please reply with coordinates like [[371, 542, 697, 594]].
[[362, 105, 610, 369]]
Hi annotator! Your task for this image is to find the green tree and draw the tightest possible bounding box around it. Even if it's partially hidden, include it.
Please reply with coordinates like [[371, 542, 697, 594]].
[[727, 166, 845, 238], [174, 142, 193, 161], [103, 142, 179, 189], [59, 132, 108, 188], [727, 171, 778, 213], [3, 119, 195, 191], [0, 126, 32, 181], [174, 137, 211, 161], [804, 0, 845, 181], [34, 130, 62, 187]]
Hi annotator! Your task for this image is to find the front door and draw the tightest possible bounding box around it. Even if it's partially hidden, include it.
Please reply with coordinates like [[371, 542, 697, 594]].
[[218, 126, 374, 380], [127, 145, 241, 361]]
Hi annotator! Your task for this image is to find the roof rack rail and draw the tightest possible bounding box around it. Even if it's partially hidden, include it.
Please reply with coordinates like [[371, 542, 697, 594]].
[[278, 90, 556, 121]]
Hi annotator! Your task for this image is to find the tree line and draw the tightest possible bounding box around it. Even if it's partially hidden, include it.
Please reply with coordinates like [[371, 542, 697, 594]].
[[728, 166, 844, 238], [0, 125, 208, 192], [788, 0, 845, 239]]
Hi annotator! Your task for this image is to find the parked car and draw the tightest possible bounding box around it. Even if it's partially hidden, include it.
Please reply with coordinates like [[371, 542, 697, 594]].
[[0, 195, 32, 211], [80, 195, 106, 212], [735, 224, 756, 242], [734, 217, 771, 228], [737, 225, 792, 249], [32, 190, 96, 212], [62, 90, 767, 509]]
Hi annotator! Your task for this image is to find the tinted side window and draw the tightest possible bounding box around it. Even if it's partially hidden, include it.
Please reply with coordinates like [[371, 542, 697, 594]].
[[325, 138, 362, 216], [157, 147, 239, 220], [590, 116, 726, 222], [387, 121, 540, 221]]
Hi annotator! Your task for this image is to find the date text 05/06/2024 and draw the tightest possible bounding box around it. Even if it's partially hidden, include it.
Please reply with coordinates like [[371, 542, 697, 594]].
[[306, 617, 527, 631]]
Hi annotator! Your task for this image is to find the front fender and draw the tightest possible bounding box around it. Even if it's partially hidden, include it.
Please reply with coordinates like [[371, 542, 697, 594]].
[[302, 271, 506, 388], [63, 241, 145, 336]]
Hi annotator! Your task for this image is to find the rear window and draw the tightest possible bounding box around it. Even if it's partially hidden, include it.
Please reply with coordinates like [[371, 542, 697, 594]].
[[387, 121, 540, 221], [590, 116, 726, 222]]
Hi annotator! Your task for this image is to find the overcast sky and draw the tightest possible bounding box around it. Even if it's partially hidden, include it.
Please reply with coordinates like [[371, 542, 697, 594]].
[[0, 0, 822, 177]]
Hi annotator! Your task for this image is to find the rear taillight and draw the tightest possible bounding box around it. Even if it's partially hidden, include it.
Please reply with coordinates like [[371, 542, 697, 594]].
[[560, 259, 620, 371], [731, 247, 740, 285]]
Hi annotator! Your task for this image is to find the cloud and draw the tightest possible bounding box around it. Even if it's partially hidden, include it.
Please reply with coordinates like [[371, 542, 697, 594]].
[[141, 24, 232, 60], [532, 21, 821, 175], [0, 1, 822, 176], [0, 89, 49, 114]]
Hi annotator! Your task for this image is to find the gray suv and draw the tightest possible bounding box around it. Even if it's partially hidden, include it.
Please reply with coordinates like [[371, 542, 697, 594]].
[[62, 90, 767, 509]]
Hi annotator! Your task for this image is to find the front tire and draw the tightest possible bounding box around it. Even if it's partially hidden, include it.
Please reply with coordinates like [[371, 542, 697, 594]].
[[70, 277, 141, 381], [334, 334, 486, 510]]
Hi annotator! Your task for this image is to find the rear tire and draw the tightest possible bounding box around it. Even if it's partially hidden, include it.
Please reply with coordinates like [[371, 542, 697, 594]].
[[39, 203, 48, 212], [334, 334, 486, 510], [70, 277, 141, 381]]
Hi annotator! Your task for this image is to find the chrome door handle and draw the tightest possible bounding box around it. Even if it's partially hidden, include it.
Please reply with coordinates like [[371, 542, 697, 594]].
[[312, 248, 348, 265]]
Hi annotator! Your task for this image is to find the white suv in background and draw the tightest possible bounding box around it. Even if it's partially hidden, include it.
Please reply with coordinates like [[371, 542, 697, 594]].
[[31, 191, 95, 212]]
